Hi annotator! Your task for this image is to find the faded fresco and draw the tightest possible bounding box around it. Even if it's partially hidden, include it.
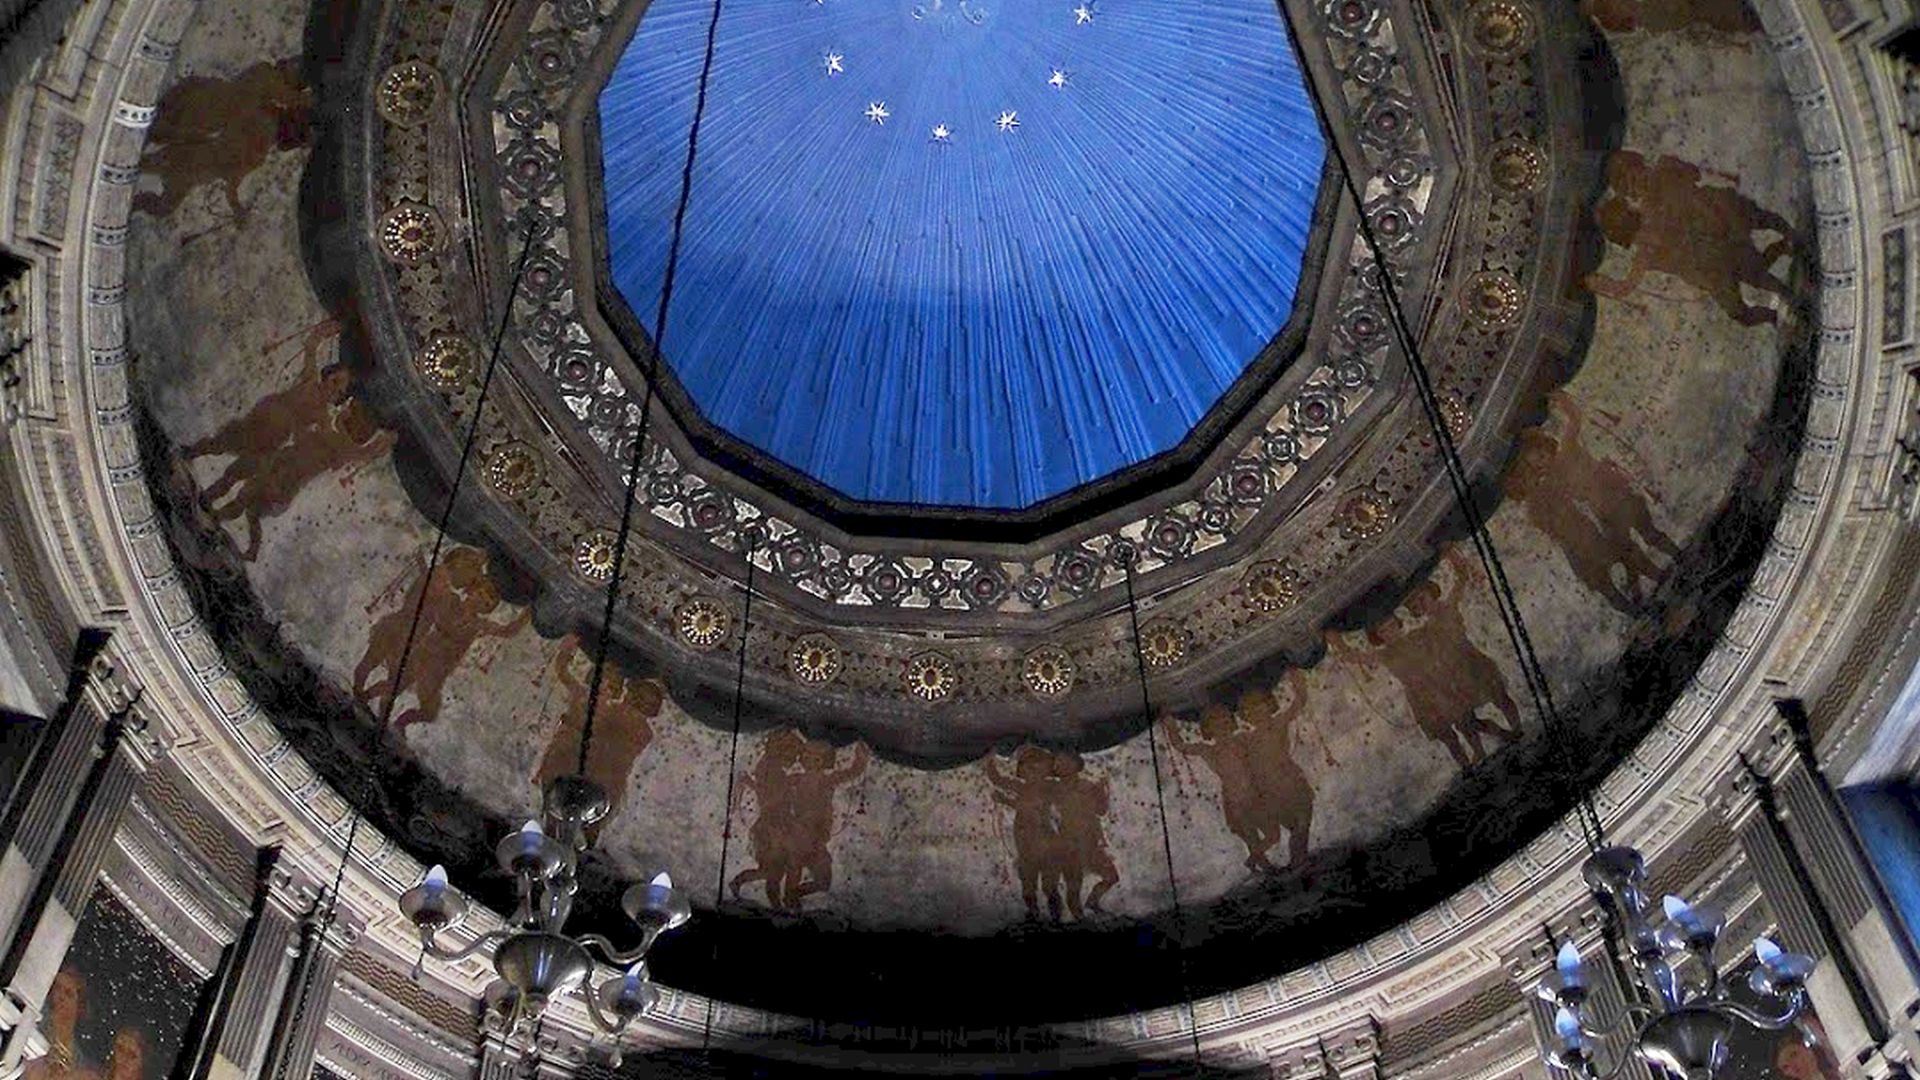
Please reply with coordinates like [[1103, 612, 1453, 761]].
[[984, 746, 1121, 921], [121, 0, 1812, 1020], [533, 635, 665, 818], [1163, 671, 1315, 874], [24, 892, 204, 1080], [729, 730, 870, 912], [1581, 0, 1761, 37], [353, 547, 529, 732]]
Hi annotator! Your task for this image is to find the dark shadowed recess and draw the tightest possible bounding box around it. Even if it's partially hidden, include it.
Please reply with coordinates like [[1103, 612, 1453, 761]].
[[580, 1042, 1271, 1079]]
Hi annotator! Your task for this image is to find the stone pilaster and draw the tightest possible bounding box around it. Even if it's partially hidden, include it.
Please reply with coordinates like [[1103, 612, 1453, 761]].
[[0, 628, 114, 948], [177, 846, 310, 1080], [1720, 701, 1920, 1079], [0, 672, 160, 1079], [0, 694, 102, 951], [1777, 703, 1920, 1042], [259, 899, 361, 1080]]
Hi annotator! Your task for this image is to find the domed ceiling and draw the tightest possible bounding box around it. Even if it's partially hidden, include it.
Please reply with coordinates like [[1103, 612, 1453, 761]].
[[122, 0, 1814, 1032], [597, 0, 1326, 508]]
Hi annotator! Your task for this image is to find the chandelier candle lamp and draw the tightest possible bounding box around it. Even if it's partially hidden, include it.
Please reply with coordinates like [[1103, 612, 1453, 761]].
[[1537, 845, 1817, 1080], [398, 775, 692, 1056]]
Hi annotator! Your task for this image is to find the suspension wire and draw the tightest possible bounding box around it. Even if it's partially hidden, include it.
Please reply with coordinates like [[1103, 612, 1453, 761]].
[[1123, 562, 1206, 1073], [703, 554, 756, 1053], [1270, 2, 1603, 852], [577, 0, 727, 777], [275, 230, 540, 1078]]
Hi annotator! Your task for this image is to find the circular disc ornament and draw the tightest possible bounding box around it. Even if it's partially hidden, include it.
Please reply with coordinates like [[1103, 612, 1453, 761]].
[[416, 334, 479, 390], [376, 60, 442, 127], [905, 652, 957, 702], [573, 531, 617, 582], [484, 442, 544, 499], [676, 597, 732, 650], [1022, 645, 1076, 698], [1339, 489, 1395, 540], [378, 203, 442, 264], [1139, 621, 1190, 671], [1245, 562, 1304, 614], [789, 633, 844, 684]]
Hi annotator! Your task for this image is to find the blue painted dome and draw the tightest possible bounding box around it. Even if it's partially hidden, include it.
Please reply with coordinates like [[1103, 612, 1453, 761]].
[[599, 0, 1325, 510]]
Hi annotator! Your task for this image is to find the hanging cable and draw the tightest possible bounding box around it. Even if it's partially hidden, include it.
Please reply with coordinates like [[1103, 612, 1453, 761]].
[[703, 553, 755, 1053], [507, 0, 725, 1057], [577, 0, 727, 776], [1122, 560, 1205, 1073], [301, 0, 719, 1060], [1270, 3, 1603, 851], [274, 229, 540, 1078]]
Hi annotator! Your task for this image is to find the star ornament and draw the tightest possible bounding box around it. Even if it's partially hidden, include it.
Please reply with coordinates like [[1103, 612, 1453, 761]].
[[996, 110, 1020, 132], [824, 51, 845, 75], [865, 101, 890, 125], [931, 123, 954, 142], [1048, 68, 1069, 89], [1073, 3, 1093, 24]]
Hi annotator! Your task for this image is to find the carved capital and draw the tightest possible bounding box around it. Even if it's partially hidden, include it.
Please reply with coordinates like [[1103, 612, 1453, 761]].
[[263, 860, 320, 923], [1322, 1017, 1382, 1080], [1264, 1018, 1383, 1080], [306, 903, 365, 958], [1267, 1038, 1327, 1080]]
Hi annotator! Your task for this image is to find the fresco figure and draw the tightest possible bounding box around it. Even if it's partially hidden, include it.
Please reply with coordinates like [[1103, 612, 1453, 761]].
[[25, 894, 198, 1080], [102, 1031, 147, 1080], [135, 58, 313, 224], [730, 730, 870, 911], [1507, 392, 1680, 615], [183, 319, 392, 561], [1163, 669, 1316, 874], [27, 961, 171, 1080], [1586, 150, 1797, 327], [353, 547, 530, 730], [1336, 551, 1520, 768], [1581, 0, 1759, 36], [984, 746, 1120, 921], [24, 970, 92, 1080], [533, 635, 664, 818]]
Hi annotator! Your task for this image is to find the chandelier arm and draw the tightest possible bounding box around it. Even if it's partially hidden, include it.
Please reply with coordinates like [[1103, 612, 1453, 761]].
[[1690, 947, 1723, 999], [1713, 994, 1807, 1032], [420, 928, 514, 963], [1633, 958, 1684, 1012], [578, 983, 633, 1038], [1663, 949, 1727, 1008], [577, 933, 652, 968], [1577, 1000, 1654, 1039]]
